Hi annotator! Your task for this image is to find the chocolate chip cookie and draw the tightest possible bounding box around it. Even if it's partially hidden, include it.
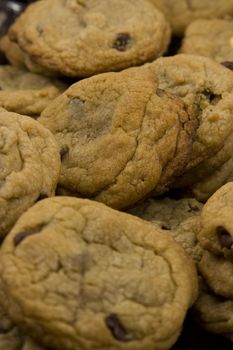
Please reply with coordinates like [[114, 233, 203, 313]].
[[180, 19, 233, 63], [198, 182, 233, 257], [148, 54, 233, 200], [148, 0, 233, 35], [3, 0, 171, 77], [194, 283, 233, 339], [193, 182, 233, 337], [0, 107, 60, 238], [0, 196, 198, 350], [0, 65, 66, 116], [39, 66, 195, 209], [128, 197, 203, 262]]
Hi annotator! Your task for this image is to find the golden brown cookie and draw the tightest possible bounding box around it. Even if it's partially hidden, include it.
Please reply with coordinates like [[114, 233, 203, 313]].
[[0, 65, 66, 116], [2, 0, 171, 77], [128, 197, 203, 262], [194, 277, 233, 339], [148, 55, 233, 200], [0, 107, 60, 238], [0, 196, 198, 350], [180, 19, 233, 63], [39, 66, 195, 209], [198, 182, 233, 258], [148, 0, 233, 35], [193, 183, 233, 337]]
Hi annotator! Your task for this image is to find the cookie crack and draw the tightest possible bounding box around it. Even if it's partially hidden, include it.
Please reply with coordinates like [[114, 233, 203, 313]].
[[93, 91, 165, 198]]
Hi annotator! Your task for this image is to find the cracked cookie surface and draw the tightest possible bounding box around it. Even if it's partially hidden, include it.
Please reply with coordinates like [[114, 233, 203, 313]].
[[149, 55, 233, 200], [3, 0, 171, 77], [39, 67, 195, 209], [0, 65, 67, 117], [147, 0, 233, 35], [0, 196, 198, 350], [0, 108, 60, 238], [180, 19, 233, 63]]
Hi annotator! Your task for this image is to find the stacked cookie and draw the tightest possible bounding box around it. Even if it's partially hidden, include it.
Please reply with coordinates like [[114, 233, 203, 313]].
[[0, 0, 233, 349], [195, 183, 233, 340]]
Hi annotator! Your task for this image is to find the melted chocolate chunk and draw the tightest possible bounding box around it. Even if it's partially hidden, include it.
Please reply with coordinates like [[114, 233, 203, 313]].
[[217, 226, 233, 249], [14, 225, 44, 247], [60, 145, 69, 160], [156, 88, 166, 97], [221, 61, 233, 71], [112, 33, 131, 52], [106, 314, 131, 342], [203, 90, 221, 105], [161, 223, 171, 230]]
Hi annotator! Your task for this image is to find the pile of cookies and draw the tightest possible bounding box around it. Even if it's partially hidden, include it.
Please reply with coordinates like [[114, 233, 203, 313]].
[[0, 0, 233, 349]]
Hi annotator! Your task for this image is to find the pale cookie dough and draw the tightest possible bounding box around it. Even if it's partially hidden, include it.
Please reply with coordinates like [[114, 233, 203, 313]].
[[0, 108, 60, 238], [148, 55, 233, 200], [0, 196, 198, 350], [148, 0, 233, 35], [2, 0, 171, 77], [39, 67, 195, 209], [180, 19, 233, 63], [0, 65, 66, 116]]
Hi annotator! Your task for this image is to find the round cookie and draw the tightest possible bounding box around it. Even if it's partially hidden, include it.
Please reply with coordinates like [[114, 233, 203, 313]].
[[180, 19, 233, 63], [128, 197, 203, 262], [193, 183, 233, 338], [0, 196, 198, 350], [128, 197, 202, 230], [0, 107, 60, 238], [39, 66, 195, 209], [147, 0, 233, 35], [0, 65, 66, 116], [148, 55, 233, 200], [194, 277, 233, 339], [4, 0, 171, 78], [198, 182, 233, 258], [199, 251, 233, 299]]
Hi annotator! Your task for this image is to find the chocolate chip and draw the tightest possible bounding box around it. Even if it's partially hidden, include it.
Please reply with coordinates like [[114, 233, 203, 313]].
[[221, 61, 233, 71], [156, 88, 166, 97], [203, 90, 221, 104], [14, 225, 44, 247], [60, 145, 69, 160], [217, 226, 233, 249], [161, 223, 171, 230], [112, 33, 131, 52], [105, 314, 131, 342]]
